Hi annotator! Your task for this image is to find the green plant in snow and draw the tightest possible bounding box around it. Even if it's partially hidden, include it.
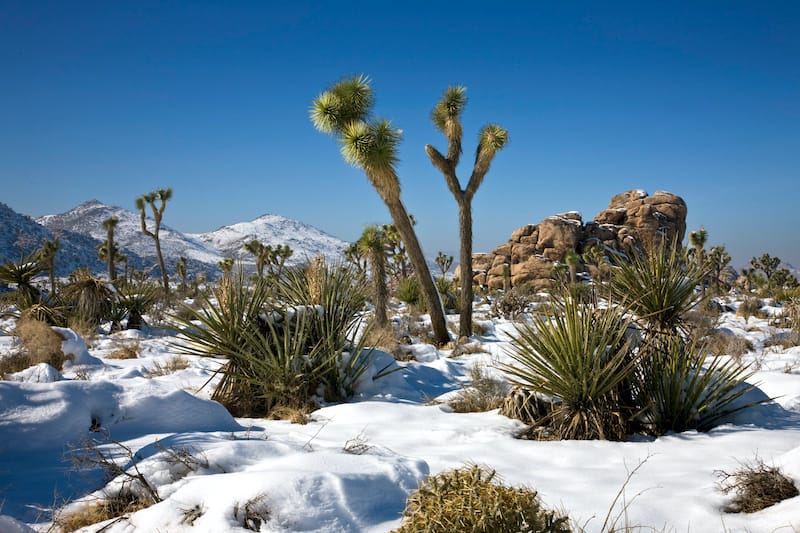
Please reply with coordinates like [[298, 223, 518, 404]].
[[500, 297, 638, 440], [609, 242, 706, 337], [640, 335, 766, 434]]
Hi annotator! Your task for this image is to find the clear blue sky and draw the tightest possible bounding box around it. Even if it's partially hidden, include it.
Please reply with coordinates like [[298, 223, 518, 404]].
[[2, 1, 798, 268]]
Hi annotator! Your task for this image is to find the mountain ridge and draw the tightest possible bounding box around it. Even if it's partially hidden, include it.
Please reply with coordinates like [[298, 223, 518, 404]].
[[1, 201, 348, 278]]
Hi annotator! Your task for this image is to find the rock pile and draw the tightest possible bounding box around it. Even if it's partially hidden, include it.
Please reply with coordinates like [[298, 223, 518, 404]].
[[462, 190, 687, 291]]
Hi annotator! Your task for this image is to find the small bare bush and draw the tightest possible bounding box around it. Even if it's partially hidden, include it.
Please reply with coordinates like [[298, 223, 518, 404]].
[[449, 364, 508, 413], [234, 494, 270, 531], [763, 330, 800, 350], [4, 316, 69, 374], [106, 342, 141, 360], [705, 331, 754, 357], [491, 288, 533, 320], [717, 456, 799, 513], [146, 355, 190, 377], [392, 464, 570, 533], [55, 491, 150, 531]]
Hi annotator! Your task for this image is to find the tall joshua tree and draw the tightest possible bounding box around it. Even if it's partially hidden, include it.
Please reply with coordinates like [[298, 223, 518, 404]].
[[102, 215, 119, 282], [358, 225, 389, 327], [39, 238, 59, 297], [311, 75, 449, 344], [425, 86, 508, 337], [136, 188, 172, 293]]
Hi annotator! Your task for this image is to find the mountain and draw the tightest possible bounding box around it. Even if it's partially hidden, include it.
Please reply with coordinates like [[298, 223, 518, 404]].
[[0, 202, 122, 276], [33, 200, 348, 277], [190, 214, 349, 265]]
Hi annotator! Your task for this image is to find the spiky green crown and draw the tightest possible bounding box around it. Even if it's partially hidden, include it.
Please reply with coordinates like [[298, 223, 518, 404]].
[[431, 86, 467, 132], [310, 75, 373, 134], [478, 124, 509, 153]]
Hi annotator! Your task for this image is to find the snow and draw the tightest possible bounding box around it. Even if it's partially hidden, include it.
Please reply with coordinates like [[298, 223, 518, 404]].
[[1, 306, 799, 532]]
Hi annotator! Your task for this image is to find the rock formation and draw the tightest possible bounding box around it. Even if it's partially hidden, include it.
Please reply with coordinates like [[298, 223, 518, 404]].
[[461, 190, 687, 291]]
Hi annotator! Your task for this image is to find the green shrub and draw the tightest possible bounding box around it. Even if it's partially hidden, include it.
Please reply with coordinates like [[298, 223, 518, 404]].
[[609, 243, 705, 336], [62, 269, 113, 328], [500, 298, 638, 440], [736, 297, 762, 323], [392, 465, 571, 533], [172, 262, 376, 417], [396, 276, 422, 307], [491, 288, 533, 320], [640, 336, 765, 434]]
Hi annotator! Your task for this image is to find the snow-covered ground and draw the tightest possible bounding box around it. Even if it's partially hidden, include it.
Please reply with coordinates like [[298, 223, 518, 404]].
[[1, 302, 799, 532]]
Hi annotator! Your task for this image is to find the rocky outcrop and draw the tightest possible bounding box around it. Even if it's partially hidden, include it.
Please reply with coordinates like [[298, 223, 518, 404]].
[[458, 190, 687, 291]]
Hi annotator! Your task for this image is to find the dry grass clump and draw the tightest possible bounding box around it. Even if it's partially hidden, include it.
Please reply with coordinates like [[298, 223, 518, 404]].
[[106, 341, 141, 360], [234, 494, 271, 531], [705, 331, 754, 357], [763, 330, 800, 350], [392, 464, 571, 533], [449, 364, 507, 413], [737, 297, 763, 322], [146, 355, 190, 377], [1, 316, 69, 375], [717, 457, 799, 513], [362, 321, 400, 352], [55, 491, 151, 532]]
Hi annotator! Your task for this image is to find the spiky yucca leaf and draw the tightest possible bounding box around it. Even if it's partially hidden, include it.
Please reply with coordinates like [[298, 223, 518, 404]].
[[501, 298, 638, 440], [643, 336, 767, 434]]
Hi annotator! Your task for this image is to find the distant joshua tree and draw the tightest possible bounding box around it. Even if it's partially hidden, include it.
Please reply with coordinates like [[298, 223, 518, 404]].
[[136, 188, 172, 293], [565, 248, 581, 285], [435, 252, 454, 278], [706, 245, 731, 295], [176, 256, 188, 294], [425, 85, 508, 337], [310, 75, 448, 344], [358, 225, 389, 327], [102, 215, 119, 282], [39, 238, 59, 297], [688, 226, 708, 299], [243, 240, 268, 278]]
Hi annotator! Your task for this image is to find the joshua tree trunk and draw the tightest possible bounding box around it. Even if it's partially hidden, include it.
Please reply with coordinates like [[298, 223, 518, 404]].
[[457, 198, 474, 337], [370, 245, 388, 328], [383, 193, 448, 343]]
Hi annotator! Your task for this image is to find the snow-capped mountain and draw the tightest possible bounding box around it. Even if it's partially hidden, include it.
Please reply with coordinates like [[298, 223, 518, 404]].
[[33, 200, 348, 277], [190, 214, 349, 265], [0, 202, 125, 276]]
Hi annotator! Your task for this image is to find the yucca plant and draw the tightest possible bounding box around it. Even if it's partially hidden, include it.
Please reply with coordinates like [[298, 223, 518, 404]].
[[500, 297, 639, 440], [640, 335, 766, 434], [609, 242, 706, 337], [116, 280, 161, 330], [0, 251, 45, 305], [62, 269, 114, 328], [277, 258, 375, 401], [172, 262, 377, 417]]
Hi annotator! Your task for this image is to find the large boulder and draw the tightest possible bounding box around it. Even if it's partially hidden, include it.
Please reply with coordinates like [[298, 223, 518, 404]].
[[458, 190, 688, 290]]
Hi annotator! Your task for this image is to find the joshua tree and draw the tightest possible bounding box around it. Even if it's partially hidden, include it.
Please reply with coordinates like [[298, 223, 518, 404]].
[[425, 85, 508, 338], [358, 225, 389, 327], [243, 240, 268, 278], [175, 256, 188, 294], [750, 253, 782, 291], [310, 75, 449, 344], [688, 227, 708, 299], [217, 258, 234, 279], [706, 245, 732, 295], [435, 252, 453, 278], [136, 188, 172, 293], [270, 244, 293, 280], [39, 238, 60, 297], [102, 216, 119, 282], [344, 242, 368, 274], [383, 221, 413, 281], [564, 248, 581, 285]]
